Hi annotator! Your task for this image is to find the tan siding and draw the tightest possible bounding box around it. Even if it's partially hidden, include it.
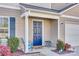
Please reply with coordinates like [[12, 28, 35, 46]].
[[16, 17, 25, 38], [0, 7, 20, 16], [44, 19, 52, 41], [28, 18, 33, 42]]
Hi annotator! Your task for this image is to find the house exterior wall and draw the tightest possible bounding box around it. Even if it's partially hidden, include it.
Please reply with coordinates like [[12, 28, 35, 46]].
[[44, 18, 52, 41], [0, 7, 25, 49], [58, 17, 65, 42], [28, 17, 32, 42], [51, 19, 58, 47], [1, 3, 79, 51], [16, 17, 25, 49]]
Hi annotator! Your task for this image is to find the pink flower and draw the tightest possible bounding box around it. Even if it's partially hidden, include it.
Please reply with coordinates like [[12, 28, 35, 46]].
[[0, 45, 12, 56]]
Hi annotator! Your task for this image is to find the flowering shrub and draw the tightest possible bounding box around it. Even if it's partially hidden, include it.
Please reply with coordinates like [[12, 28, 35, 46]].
[[64, 43, 71, 51], [0, 45, 12, 56]]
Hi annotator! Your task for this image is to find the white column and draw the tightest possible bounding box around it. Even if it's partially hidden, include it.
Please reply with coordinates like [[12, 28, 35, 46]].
[[58, 19, 60, 40], [58, 18, 65, 41], [24, 13, 29, 53]]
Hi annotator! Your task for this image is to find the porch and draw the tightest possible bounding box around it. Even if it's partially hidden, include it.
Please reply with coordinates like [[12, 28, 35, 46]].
[[20, 10, 59, 53]]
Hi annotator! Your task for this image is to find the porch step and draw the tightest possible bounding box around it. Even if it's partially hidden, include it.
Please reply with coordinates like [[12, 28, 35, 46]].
[[33, 46, 44, 49]]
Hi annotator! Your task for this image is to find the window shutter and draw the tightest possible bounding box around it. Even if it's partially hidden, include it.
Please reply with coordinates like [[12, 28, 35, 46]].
[[10, 17, 15, 37]]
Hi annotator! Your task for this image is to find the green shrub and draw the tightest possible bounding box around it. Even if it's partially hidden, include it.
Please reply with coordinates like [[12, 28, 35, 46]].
[[56, 40, 64, 51], [8, 37, 19, 53]]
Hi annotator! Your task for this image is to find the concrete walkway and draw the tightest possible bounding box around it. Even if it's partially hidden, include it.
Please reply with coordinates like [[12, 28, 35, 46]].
[[23, 47, 79, 56], [31, 47, 79, 56], [40, 47, 79, 56]]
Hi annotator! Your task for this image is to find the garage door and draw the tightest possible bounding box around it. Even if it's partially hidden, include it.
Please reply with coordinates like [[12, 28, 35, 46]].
[[65, 23, 79, 46]]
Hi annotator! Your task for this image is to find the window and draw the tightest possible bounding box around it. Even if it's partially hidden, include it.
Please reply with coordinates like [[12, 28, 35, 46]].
[[0, 17, 8, 27], [0, 17, 8, 38]]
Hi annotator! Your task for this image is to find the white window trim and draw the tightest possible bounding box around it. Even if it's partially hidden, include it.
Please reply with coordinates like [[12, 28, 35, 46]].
[[8, 17, 10, 38], [32, 19, 44, 46]]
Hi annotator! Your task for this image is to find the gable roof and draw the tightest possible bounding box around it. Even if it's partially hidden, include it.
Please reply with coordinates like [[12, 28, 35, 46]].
[[20, 3, 77, 13]]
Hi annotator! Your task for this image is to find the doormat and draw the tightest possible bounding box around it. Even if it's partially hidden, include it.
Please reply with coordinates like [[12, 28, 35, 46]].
[[51, 50, 74, 55]]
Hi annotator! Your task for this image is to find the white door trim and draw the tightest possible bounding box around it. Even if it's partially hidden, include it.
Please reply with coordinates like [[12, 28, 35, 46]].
[[32, 19, 44, 46]]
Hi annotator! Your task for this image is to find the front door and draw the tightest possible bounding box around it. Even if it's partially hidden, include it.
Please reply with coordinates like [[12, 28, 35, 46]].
[[33, 21, 42, 46]]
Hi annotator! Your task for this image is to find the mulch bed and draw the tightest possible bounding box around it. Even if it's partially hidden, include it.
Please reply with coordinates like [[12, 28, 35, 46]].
[[11, 50, 25, 56], [51, 50, 74, 55], [11, 50, 45, 56]]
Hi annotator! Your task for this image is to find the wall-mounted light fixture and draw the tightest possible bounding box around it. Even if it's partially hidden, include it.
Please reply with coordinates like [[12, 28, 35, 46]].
[[61, 23, 63, 24]]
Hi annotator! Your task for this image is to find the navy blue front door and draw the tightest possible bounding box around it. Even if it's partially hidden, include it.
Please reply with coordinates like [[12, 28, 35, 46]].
[[33, 21, 42, 46]]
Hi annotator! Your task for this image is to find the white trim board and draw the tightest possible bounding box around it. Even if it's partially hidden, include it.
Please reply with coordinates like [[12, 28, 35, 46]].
[[58, 19, 60, 39], [0, 4, 20, 10], [61, 15, 79, 19], [29, 9, 59, 15], [29, 11, 59, 20]]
